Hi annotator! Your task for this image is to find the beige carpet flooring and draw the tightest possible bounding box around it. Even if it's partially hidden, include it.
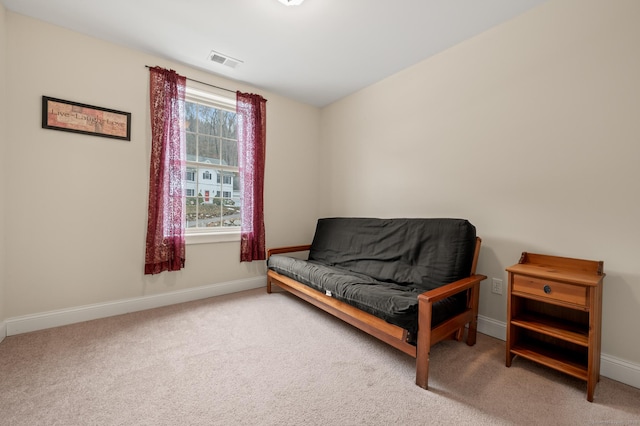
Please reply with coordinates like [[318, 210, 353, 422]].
[[1, 287, 639, 425]]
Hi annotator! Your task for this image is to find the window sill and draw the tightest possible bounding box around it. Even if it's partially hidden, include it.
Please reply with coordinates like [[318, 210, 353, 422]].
[[186, 231, 240, 245]]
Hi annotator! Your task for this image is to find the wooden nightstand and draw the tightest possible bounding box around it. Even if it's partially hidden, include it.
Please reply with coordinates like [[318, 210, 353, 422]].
[[506, 252, 605, 402]]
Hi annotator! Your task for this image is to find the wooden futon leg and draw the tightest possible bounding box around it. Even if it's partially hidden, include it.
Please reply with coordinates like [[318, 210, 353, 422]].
[[415, 296, 433, 389], [466, 284, 480, 346]]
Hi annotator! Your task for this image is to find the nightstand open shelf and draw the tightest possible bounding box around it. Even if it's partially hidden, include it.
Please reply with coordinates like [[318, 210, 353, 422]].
[[510, 340, 589, 381], [506, 252, 604, 402], [510, 312, 589, 347]]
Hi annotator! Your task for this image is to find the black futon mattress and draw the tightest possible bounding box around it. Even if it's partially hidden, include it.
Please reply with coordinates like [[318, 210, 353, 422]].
[[267, 218, 476, 336]]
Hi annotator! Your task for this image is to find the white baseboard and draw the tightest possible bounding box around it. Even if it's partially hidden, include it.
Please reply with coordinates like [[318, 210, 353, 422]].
[[477, 314, 507, 341], [600, 353, 640, 390], [477, 315, 640, 390], [0, 320, 6, 344], [5, 276, 266, 336]]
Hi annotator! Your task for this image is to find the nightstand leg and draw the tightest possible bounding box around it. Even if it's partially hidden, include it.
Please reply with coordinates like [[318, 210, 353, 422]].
[[506, 351, 514, 367]]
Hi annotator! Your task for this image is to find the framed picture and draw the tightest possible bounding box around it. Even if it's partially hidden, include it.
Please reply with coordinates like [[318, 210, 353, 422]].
[[42, 96, 131, 141]]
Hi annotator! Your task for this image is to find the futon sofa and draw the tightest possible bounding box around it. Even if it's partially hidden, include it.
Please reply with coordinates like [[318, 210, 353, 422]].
[[266, 217, 487, 389]]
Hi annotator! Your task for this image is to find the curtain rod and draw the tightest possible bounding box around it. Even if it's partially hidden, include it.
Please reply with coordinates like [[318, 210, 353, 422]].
[[145, 65, 236, 94]]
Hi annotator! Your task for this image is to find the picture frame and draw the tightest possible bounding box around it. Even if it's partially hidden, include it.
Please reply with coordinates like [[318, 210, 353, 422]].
[[42, 96, 131, 141]]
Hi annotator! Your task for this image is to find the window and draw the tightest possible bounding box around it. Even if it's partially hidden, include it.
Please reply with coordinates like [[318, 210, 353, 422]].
[[146, 67, 267, 269], [185, 86, 240, 235]]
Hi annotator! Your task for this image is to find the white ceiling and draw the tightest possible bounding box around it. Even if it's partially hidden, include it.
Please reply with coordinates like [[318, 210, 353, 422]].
[[2, 0, 548, 107]]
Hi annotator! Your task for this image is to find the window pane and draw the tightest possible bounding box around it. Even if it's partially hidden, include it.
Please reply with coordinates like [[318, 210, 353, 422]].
[[221, 138, 238, 167], [198, 135, 220, 163], [186, 196, 198, 228], [197, 104, 218, 136], [186, 166, 196, 182], [186, 133, 197, 159], [221, 110, 237, 139], [222, 171, 240, 226], [185, 103, 198, 132]]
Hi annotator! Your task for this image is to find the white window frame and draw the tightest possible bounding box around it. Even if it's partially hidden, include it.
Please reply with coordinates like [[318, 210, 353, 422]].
[[184, 84, 240, 245]]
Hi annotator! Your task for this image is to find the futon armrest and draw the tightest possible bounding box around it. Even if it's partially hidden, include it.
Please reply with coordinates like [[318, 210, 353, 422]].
[[267, 245, 312, 258], [418, 274, 487, 304]]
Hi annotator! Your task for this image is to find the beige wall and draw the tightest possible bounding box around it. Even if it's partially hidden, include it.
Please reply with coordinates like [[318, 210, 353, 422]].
[[0, 3, 7, 330], [321, 0, 640, 365], [3, 12, 321, 317]]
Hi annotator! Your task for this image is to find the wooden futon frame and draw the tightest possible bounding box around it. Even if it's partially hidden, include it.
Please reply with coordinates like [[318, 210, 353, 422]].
[[266, 237, 486, 390]]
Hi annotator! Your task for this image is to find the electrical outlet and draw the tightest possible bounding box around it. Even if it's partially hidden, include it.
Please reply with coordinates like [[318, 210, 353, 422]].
[[491, 278, 503, 295]]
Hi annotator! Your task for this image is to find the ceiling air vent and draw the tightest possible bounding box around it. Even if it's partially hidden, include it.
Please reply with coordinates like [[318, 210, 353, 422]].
[[208, 50, 243, 69]]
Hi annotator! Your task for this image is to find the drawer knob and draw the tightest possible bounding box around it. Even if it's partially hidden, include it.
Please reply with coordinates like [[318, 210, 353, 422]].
[[543, 285, 552, 294]]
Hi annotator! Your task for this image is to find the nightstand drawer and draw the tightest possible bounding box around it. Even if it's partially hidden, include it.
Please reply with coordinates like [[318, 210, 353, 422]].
[[513, 275, 587, 307]]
